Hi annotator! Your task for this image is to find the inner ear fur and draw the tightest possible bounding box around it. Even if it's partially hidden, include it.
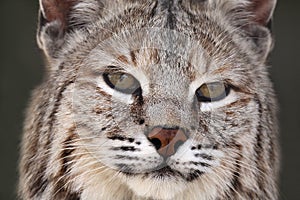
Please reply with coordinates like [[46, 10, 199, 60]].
[[249, 0, 277, 26], [39, 0, 78, 31]]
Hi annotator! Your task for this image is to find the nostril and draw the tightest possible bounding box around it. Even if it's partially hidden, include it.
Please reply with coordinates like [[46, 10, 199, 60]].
[[149, 138, 162, 150]]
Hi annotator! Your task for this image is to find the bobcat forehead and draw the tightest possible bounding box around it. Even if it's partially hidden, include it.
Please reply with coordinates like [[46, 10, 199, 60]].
[[19, 0, 279, 200]]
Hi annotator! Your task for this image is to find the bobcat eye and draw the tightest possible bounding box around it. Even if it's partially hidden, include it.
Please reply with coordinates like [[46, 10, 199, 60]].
[[196, 82, 230, 102], [103, 71, 141, 94]]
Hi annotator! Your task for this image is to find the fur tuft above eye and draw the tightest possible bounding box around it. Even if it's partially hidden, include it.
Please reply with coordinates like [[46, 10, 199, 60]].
[[103, 71, 141, 94], [196, 82, 230, 102]]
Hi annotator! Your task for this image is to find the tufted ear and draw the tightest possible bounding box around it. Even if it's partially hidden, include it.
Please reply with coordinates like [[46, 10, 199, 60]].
[[244, 0, 277, 60], [37, 0, 103, 60], [222, 0, 277, 61], [213, 0, 277, 61]]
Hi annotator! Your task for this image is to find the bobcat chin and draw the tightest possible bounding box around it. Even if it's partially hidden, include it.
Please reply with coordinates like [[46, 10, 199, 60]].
[[19, 0, 279, 199]]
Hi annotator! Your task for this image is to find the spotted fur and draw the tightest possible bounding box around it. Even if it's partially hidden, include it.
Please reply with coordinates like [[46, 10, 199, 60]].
[[19, 0, 279, 199]]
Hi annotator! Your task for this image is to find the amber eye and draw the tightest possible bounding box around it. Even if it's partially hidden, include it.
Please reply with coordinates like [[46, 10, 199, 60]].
[[103, 71, 141, 94], [196, 82, 230, 102]]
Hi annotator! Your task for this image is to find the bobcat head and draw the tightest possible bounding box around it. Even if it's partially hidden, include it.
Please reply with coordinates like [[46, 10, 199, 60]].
[[19, 0, 279, 199]]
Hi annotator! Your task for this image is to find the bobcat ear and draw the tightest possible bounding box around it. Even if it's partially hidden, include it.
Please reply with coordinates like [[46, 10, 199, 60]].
[[37, 0, 103, 60], [37, 0, 78, 59], [225, 0, 277, 61], [244, 0, 277, 61], [248, 0, 277, 27]]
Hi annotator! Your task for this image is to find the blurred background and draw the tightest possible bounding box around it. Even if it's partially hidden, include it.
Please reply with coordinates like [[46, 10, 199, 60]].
[[0, 0, 299, 199]]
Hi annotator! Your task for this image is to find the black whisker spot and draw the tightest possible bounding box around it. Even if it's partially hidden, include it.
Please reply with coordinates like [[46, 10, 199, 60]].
[[128, 138, 135, 143], [108, 135, 126, 141], [111, 146, 137, 152], [195, 153, 213, 160], [190, 161, 211, 167]]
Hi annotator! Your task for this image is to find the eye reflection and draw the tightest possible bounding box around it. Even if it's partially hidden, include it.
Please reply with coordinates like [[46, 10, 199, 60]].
[[196, 82, 230, 102], [103, 71, 141, 94]]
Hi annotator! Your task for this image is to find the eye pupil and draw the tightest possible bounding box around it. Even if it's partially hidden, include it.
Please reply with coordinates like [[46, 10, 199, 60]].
[[103, 71, 141, 94], [196, 82, 230, 102]]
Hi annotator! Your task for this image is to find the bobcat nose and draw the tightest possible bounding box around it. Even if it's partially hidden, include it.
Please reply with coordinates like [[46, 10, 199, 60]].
[[147, 127, 188, 158]]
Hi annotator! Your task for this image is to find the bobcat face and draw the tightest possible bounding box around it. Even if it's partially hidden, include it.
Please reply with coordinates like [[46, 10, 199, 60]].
[[19, 0, 279, 200], [72, 25, 264, 198]]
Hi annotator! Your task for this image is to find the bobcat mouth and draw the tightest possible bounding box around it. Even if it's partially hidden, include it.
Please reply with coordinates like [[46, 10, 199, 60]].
[[145, 166, 204, 182], [150, 166, 177, 178], [120, 164, 181, 179], [144, 164, 185, 180], [120, 163, 204, 182]]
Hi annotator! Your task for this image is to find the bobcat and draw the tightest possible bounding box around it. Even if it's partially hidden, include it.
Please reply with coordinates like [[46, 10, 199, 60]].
[[19, 0, 280, 199]]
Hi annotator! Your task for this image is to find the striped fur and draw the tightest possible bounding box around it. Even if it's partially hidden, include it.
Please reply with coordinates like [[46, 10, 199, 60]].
[[19, 0, 279, 199]]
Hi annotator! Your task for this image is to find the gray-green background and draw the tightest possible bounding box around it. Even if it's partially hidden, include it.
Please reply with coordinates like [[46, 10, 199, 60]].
[[0, 1, 299, 199]]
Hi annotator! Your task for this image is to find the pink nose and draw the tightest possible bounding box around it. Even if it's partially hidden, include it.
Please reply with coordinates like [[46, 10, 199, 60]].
[[147, 127, 188, 158]]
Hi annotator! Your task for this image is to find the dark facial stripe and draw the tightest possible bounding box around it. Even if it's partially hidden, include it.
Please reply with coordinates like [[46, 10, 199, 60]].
[[130, 87, 145, 125], [53, 126, 82, 199], [165, 0, 176, 29], [254, 97, 268, 194], [117, 55, 129, 64], [266, 103, 278, 169], [61, 126, 77, 175], [48, 80, 75, 131], [29, 174, 48, 199], [149, 0, 158, 18], [64, 192, 81, 200], [227, 98, 251, 108], [130, 51, 137, 66], [27, 91, 50, 198], [44, 79, 75, 169], [95, 86, 112, 98], [28, 79, 75, 198]]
